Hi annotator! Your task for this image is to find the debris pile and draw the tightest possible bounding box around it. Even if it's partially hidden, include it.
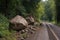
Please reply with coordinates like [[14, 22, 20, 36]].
[[9, 15, 40, 40]]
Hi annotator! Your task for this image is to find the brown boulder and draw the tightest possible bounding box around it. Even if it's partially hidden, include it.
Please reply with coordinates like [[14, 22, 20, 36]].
[[9, 15, 28, 31]]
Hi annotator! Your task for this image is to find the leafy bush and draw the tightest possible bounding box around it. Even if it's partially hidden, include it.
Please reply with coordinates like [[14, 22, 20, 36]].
[[0, 14, 9, 36], [0, 14, 16, 40]]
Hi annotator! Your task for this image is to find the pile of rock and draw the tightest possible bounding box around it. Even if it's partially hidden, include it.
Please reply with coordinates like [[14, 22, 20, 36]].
[[9, 15, 38, 40]]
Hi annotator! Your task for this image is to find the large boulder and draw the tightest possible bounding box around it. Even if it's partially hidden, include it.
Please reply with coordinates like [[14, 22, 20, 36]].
[[9, 15, 28, 31]]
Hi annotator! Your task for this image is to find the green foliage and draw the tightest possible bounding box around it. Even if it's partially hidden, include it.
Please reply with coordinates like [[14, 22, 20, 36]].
[[0, 14, 8, 37], [36, 2, 45, 21], [0, 0, 42, 21], [0, 14, 9, 30], [55, 0, 60, 23], [0, 14, 9, 36], [48, 0, 56, 21], [0, 0, 56, 22], [22, 0, 42, 22], [0, 14, 16, 40], [39, 0, 56, 22]]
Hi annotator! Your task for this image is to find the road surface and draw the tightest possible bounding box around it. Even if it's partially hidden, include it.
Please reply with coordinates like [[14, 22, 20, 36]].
[[46, 23, 60, 40], [25, 22, 60, 40], [26, 24, 49, 40]]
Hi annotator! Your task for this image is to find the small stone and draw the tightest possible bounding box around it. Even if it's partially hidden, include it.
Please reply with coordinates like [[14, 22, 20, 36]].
[[21, 37, 24, 40], [21, 30, 25, 34], [25, 29, 28, 32]]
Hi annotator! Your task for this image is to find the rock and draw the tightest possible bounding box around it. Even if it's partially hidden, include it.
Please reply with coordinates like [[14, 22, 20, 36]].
[[28, 29, 35, 34], [21, 37, 24, 40], [30, 27, 36, 31], [34, 22, 40, 27], [9, 15, 28, 31], [25, 29, 28, 32], [26, 16, 34, 25], [40, 23, 43, 26], [21, 30, 25, 34]]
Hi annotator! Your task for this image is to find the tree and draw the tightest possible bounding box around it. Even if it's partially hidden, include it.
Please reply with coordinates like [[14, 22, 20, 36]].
[[55, 0, 60, 23], [41, 0, 56, 22]]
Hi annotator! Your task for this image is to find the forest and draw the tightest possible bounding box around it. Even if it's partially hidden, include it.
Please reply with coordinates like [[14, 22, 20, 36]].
[[0, 0, 60, 40]]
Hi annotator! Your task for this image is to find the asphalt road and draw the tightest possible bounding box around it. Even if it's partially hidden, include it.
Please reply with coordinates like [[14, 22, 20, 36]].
[[47, 23, 60, 40], [25, 22, 60, 40], [26, 23, 49, 40]]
